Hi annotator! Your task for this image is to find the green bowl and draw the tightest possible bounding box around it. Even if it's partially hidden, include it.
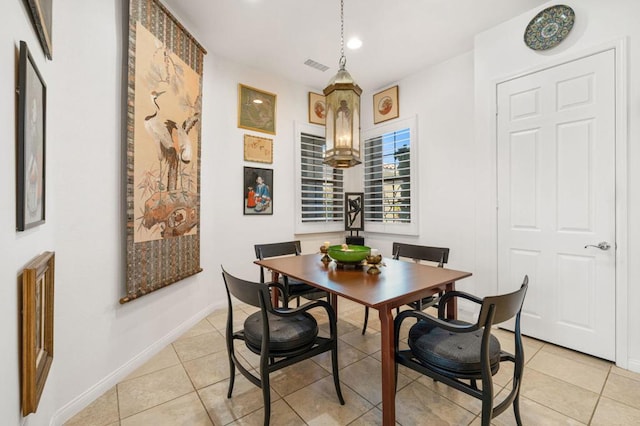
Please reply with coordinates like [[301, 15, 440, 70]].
[[327, 245, 371, 264]]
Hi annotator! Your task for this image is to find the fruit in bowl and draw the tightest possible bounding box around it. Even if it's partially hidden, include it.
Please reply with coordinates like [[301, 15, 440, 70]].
[[327, 245, 371, 264]]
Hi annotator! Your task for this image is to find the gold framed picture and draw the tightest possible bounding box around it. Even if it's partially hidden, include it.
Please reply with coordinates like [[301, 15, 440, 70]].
[[238, 84, 277, 135], [373, 85, 399, 124], [244, 134, 273, 164], [308, 92, 326, 125], [21, 251, 55, 416]]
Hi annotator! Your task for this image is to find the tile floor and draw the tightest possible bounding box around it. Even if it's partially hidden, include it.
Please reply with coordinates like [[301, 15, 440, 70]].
[[65, 297, 640, 425]]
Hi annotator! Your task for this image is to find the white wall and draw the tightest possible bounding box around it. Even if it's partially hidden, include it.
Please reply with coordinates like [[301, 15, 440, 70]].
[[473, 0, 640, 371]]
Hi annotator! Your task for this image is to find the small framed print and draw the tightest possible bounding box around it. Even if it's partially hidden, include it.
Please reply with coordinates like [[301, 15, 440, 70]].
[[238, 84, 277, 135], [345, 192, 364, 231], [244, 167, 273, 215], [308, 92, 326, 125], [243, 134, 273, 164], [21, 251, 55, 416], [373, 85, 399, 124]]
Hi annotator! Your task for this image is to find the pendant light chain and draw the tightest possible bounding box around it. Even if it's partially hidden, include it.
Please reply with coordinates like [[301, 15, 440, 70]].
[[339, 0, 346, 69]]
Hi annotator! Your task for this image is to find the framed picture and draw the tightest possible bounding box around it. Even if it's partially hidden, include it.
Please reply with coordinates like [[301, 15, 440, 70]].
[[17, 41, 46, 231], [308, 92, 326, 125], [345, 192, 364, 231], [238, 84, 277, 135], [21, 251, 55, 416], [373, 85, 399, 124], [244, 167, 273, 215], [243, 134, 273, 164], [122, 0, 206, 303], [25, 0, 52, 59]]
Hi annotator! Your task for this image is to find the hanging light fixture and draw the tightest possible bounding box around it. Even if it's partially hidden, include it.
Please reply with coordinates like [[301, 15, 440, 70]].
[[323, 0, 362, 168]]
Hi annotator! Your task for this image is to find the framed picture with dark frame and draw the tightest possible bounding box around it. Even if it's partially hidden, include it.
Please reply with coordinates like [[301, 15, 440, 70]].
[[238, 84, 277, 135], [373, 85, 399, 124], [17, 40, 46, 231], [345, 192, 364, 231], [244, 166, 273, 215], [21, 251, 55, 416], [25, 0, 53, 59]]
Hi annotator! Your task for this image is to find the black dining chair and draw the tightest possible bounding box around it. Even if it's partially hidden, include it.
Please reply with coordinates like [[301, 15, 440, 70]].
[[361, 242, 450, 334], [222, 266, 344, 426], [255, 241, 328, 307], [394, 276, 529, 426]]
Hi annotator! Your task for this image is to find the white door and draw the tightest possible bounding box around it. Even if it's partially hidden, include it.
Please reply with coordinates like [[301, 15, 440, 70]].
[[497, 49, 616, 360]]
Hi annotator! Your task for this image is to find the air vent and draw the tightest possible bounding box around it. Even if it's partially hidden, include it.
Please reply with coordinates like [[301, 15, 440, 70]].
[[304, 59, 330, 72]]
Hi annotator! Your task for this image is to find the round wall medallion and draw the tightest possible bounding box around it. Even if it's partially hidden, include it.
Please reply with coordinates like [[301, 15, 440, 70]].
[[524, 4, 575, 51]]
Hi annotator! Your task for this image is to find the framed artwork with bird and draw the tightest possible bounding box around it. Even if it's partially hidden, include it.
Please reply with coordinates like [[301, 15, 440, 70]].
[[122, 0, 207, 303]]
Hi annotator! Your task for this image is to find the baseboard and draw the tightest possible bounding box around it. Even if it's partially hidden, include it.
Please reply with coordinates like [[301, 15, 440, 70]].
[[626, 358, 640, 374], [50, 304, 216, 426]]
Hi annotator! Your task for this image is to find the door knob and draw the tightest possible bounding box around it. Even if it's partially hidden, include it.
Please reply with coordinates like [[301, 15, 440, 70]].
[[584, 241, 611, 250]]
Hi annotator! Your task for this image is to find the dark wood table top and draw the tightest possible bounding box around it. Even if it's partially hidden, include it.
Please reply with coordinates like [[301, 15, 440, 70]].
[[255, 254, 472, 310]]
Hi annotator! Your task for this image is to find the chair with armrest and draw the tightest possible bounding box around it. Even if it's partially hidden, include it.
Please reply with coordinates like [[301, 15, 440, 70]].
[[222, 266, 344, 426], [394, 276, 529, 426], [361, 242, 450, 334], [254, 241, 328, 307]]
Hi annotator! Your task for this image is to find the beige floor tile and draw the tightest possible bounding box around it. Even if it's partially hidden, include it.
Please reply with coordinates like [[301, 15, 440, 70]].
[[269, 359, 330, 397], [198, 376, 280, 425], [540, 343, 613, 371], [120, 392, 211, 426], [611, 365, 640, 382], [207, 309, 246, 332], [339, 328, 381, 355], [179, 318, 217, 339], [489, 388, 585, 425], [172, 330, 226, 362], [231, 399, 305, 426], [347, 407, 398, 426], [591, 396, 640, 425], [313, 340, 367, 371], [340, 356, 411, 405], [602, 371, 640, 410], [182, 350, 232, 389], [519, 368, 598, 423], [123, 346, 181, 382], [285, 376, 373, 425], [416, 375, 485, 414], [117, 365, 194, 418], [492, 328, 544, 363], [64, 387, 119, 426], [395, 380, 476, 426], [320, 318, 360, 337], [527, 350, 609, 393]]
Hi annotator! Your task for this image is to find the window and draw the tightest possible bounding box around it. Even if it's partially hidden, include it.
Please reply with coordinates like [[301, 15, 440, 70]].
[[363, 116, 418, 235], [295, 123, 344, 233]]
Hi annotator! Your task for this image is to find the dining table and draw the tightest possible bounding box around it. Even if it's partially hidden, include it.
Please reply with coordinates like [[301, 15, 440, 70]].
[[254, 253, 472, 426]]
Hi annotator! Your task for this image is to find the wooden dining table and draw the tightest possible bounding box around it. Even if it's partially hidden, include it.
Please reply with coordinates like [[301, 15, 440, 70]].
[[254, 254, 472, 426]]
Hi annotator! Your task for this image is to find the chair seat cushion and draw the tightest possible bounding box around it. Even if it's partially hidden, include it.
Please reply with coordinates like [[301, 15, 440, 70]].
[[244, 310, 318, 352], [408, 319, 501, 375]]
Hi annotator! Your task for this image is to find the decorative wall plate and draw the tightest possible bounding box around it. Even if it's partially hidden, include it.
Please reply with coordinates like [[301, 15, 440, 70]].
[[524, 4, 575, 51]]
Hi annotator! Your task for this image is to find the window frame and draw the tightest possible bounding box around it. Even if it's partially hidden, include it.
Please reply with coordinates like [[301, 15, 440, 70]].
[[362, 116, 419, 236], [294, 122, 345, 234]]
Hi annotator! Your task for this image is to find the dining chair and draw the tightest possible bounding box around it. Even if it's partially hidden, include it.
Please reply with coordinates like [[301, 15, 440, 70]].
[[222, 267, 344, 426], [361, 242, 450, 334], [254, 241, 328, 307], [394, 276, 529, 426]]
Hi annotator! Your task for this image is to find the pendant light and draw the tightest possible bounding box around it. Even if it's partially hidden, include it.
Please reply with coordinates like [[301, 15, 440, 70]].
[[323, 0, 362, 168]]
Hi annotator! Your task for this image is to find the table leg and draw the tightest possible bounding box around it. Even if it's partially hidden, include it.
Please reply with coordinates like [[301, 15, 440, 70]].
[[378, 305, 396, 426], [270, 271, 281, 307], [445, 282, 456, 320], [330, 293, 338, 313]]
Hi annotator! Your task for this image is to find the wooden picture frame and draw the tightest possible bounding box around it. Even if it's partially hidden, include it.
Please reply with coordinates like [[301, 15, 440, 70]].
[[244, 166, 273, 215], [243, 134, 273, 164], [345, 192, 364, 231], [122, 0, 206, 303], [308, 92, 326, 125], [238, 84, 277, 135], [17, 41, 46, 231], [373, 85, 399, 124], [21, 251, 55, 416], [25, 0, 52, 59]]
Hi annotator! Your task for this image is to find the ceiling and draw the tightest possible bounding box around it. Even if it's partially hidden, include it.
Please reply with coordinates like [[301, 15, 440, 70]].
[[163, 0, 549, 92]]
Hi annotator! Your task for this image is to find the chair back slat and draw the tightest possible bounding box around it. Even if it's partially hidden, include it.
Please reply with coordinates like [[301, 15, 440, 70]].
[[222, 268, 271, 309], [477, 276, 529, 326], [392, 242, 450, 266], [254, 241, 301, 260]]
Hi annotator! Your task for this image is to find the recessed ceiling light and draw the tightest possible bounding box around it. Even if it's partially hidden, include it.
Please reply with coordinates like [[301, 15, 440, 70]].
[[347, 38, 362, 50]]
